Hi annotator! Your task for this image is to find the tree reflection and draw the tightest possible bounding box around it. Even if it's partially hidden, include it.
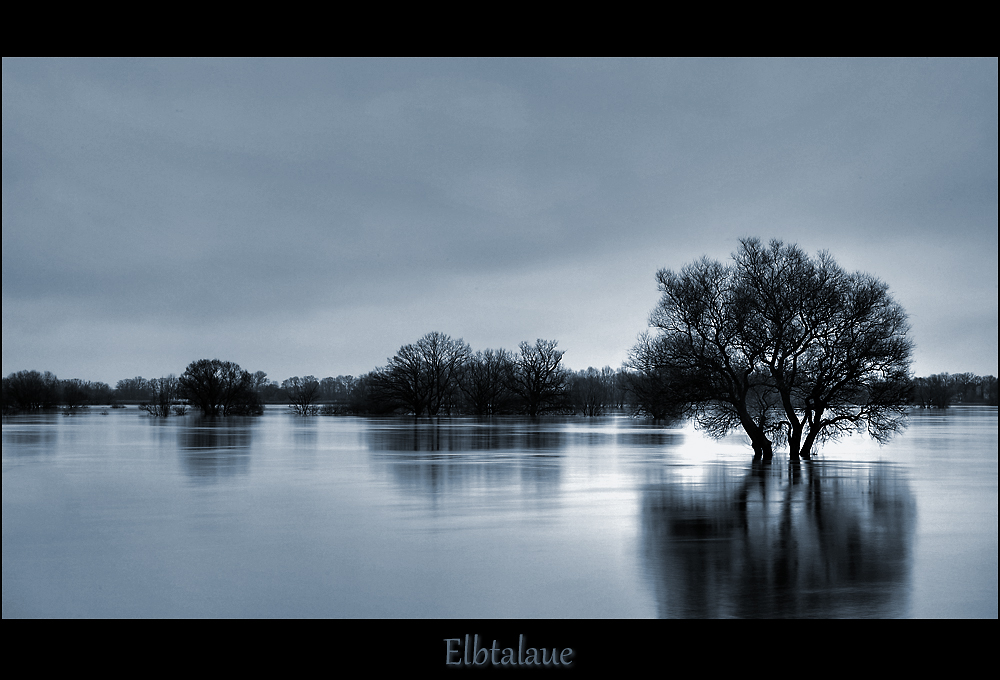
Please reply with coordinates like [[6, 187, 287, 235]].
[[0, 413, 59, 455], [177, 418, 253, 482], [365, 418, 566, 453], [641, 460, 915, 618], [365, 418, 564, 498]]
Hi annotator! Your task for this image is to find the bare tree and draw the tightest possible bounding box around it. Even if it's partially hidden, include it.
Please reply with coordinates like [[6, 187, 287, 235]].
[[84, 381, 113, 405], [372, 332, 471, 416], [639, 252, 780, 460], [633, 239, 913, 461], [114, 377, 152, 402], [283, 375, 321, 415], [140, 375, 180, 417], [507, 339, 569, 416], [732, 238, 912, 459], [569, 367, 617, 416], [179, 359, 263, 416], [347, 372, 390, 415], [4, 370, 61, 411], [61, 379, 89, 408], [249, 371, 271, 393], [315, 376, 357, 413], [623, 334, 691, 420], [458, 348, 515, 415], [911, 372, 999, 408]]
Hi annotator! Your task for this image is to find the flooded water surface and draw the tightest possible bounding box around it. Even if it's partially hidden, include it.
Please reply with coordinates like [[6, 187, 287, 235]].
[[3, 407, 996, 618]]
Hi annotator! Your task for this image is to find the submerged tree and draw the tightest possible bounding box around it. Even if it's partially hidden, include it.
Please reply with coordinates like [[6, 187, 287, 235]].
[[910, 372, 999, 408], [4, 370, 61, 411], [633, 238, 913, 461], [61, 379, 90, 408], [507, 339, 570, 416], [283, 375, 321, 415], [458, 348, 515, 416], [569, 366, 618, 416], [114, 377, 153, 402], [633, 255, 781, 459], [371, 332, 472, 416], [624, 334, 697, 421], [179, 359, 263, 416], [140, 375, 180, 417]]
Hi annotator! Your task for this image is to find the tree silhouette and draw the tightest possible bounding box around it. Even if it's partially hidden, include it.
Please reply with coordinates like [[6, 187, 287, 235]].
[[3, 370, 60, 411], [507, 339, 569, 417], [140, 375, 180, 417], [372, 332, 471, 416], [179, 359, 262, 416], [458, 349, 515, 416], [633, 238, 913, 461], [283, 376, 321, 415]]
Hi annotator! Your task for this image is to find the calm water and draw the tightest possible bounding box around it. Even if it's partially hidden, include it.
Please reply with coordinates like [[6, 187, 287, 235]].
[[3, 406, 996, 618]]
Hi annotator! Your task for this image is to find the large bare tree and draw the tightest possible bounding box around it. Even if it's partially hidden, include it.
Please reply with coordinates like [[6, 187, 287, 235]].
[[373, 332, 471, 416], [633, 238, 913, 461]]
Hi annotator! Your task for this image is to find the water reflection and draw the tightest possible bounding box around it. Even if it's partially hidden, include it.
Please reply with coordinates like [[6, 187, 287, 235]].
[[366, 418, 563, 498], [293, 421, 318, 448], [615, 431, 684, 449], [642, 461, 916, 618], [3, 408, 990, 618], [1, 415, 58, 456], [366, 418, 566, 452], [177, 418, 253, 482]]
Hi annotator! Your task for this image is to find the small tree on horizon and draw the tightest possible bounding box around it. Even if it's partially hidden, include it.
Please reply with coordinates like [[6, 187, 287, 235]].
[[284, 376, 321, 415]]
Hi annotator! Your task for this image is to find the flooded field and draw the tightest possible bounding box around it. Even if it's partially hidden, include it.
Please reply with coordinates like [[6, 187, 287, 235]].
[[3, 406, 996, 618]]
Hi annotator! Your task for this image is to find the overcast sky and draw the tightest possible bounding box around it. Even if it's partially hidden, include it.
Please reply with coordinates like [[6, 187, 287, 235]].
[[3, 58, 997, 385]]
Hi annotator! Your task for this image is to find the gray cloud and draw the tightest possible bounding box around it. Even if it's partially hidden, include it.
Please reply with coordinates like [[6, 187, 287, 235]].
[[3, 58, 996, 383]]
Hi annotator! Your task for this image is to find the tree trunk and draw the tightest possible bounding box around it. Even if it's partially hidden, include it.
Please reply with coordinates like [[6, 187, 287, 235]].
[[800, 428, 819, 460], [740, 407, 773, 463], [751, 440, 774, 462], [799, 407, 823, 459], [787, 425, 803, 461]]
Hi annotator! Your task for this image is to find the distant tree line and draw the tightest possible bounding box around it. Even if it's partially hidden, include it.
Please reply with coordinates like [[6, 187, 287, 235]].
[[1, 362, 265, 417], [909, 373, 998, 408], [3, 371, 112, 413], [0, 333, 640, 417], [330, 332, 630, 417], [3, 359, 996, 417]]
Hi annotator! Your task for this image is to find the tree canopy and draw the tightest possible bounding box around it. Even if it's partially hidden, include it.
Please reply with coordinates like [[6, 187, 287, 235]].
[[179, 359, 263, 416], [371, 332, 472, 416], [508, 339, 570, 417], [630, 238, 913, 461], [283, 375, 321, 415]]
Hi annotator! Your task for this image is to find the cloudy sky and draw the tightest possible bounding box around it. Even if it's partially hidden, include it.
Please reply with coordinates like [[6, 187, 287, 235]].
[[3, 58, 997, 385]]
